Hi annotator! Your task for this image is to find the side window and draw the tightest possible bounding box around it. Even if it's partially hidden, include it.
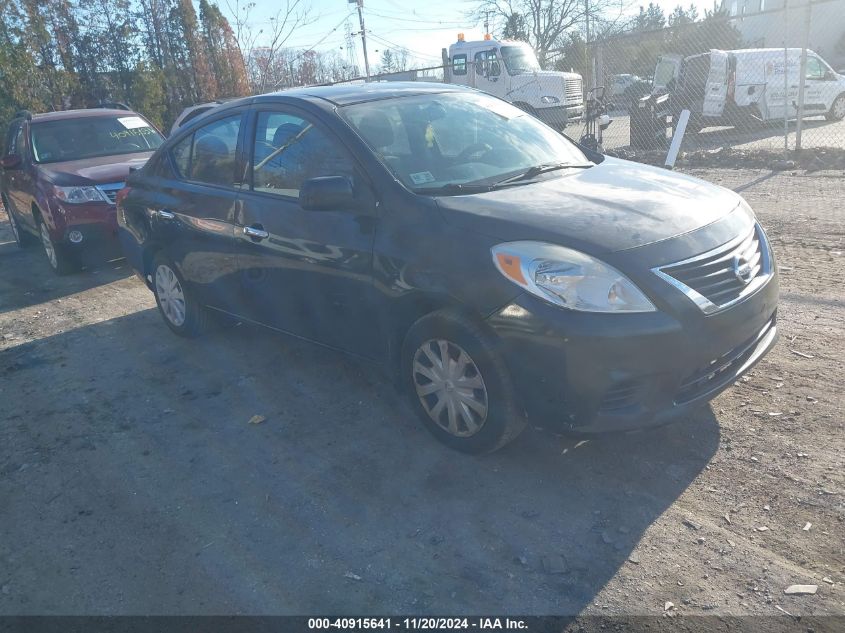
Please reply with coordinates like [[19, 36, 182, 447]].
[[169, 114, 243, 186], [474, 50, 500, 77], [171, 134, 192, 178], [806, 57, 824, 80], [452, 54, 467, 75], [5, 123, 22, 155], [251, 111, 354, 199]]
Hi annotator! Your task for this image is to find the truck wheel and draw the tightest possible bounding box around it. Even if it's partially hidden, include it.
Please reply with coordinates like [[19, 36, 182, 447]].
[[152, 253, 210, 337], [402, 309, 526, 454], [37, 218, 77, 275], [826, 94, 845, 121]]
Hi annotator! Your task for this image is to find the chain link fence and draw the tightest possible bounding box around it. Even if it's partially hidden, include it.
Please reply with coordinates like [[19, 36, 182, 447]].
[[574, 0, 845, 170]]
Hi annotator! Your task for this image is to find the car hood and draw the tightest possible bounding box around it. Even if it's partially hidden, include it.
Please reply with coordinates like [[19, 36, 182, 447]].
[[40, 152, 153, 186], [435, 157, 742, 254]]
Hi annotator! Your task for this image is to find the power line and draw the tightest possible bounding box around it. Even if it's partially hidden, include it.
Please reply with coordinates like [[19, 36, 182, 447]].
[[366, 32, 442, 61]]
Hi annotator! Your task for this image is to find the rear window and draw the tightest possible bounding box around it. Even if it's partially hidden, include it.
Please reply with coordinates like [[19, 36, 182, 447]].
[[30, 115, 164, 164]]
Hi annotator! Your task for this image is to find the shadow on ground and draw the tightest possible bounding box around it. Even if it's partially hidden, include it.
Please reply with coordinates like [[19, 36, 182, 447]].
[[0, 304, 720, 615], [0, 238, 132, 314]]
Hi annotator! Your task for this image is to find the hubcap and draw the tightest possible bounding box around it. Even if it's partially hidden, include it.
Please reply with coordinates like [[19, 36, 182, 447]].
[[40, 223, 57, 268], [835, 97, 845, 119], [412, 339, 488, 438], [155, 264, 187, 327]]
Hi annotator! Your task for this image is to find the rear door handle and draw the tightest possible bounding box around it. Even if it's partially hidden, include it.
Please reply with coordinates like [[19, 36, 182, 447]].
[[157, 209, 175, 220], [243, 224, 269, 240]]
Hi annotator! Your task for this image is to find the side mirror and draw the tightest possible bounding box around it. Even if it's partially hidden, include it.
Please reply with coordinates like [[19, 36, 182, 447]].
[[1, 154, 22, 170], [299, 176, 356, 212]]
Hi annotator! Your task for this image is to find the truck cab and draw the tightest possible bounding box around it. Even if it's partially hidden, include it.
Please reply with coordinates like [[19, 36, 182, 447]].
[[444, 35, 583, 129]]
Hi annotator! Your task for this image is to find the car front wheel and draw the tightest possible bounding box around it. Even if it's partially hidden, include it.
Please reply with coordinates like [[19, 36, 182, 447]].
[[152, 254, 209, 337], [402, 310, 526, 453], [38, 219, 76, 274]]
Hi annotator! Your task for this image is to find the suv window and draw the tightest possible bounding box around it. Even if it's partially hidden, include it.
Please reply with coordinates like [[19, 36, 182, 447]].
[[5, 123, 23, 156], [251, 111, 354, 199], [170, 114, 243, 187]]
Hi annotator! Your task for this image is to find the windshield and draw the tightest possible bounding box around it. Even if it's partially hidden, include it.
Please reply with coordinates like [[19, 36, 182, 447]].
[[500, 45, 541, 74], [30, 115, 164, 163], [341, 92, 589, 194], [653, 59, 678, 89]]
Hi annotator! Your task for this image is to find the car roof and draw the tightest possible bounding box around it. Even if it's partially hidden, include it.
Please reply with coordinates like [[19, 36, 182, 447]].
[[30, 108, 144, 123], [256, 81, 472, 107]]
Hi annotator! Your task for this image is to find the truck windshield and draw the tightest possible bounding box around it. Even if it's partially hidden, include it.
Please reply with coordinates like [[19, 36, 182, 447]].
[[653, 59, 678, 90], [30, 115, 164, 164], [500, 46, 541, 74], [341, 92, 590, 195]]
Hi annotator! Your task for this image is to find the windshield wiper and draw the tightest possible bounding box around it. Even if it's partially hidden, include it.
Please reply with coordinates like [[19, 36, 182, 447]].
[[495, 162, 592, 186]]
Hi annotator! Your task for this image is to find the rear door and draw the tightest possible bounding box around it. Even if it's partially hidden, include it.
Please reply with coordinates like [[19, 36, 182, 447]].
[[703, 50, 730, 117], [234, 105, 381, 358], [147, 110, 246, 313]]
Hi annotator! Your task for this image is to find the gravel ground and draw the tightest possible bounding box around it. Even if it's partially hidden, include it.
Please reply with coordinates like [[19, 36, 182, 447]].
[[0, 168, 842, 621]]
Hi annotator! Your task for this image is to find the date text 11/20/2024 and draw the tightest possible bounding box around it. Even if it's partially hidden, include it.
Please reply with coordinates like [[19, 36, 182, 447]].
[[308, 618, 529, 630]]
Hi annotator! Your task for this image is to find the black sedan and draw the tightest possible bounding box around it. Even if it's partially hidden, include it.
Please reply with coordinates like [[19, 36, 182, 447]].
[[117, 82, 778, 453]]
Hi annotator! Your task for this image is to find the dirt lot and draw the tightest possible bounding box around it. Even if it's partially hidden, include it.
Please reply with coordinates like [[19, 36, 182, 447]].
[[0, 168, 843, 621]]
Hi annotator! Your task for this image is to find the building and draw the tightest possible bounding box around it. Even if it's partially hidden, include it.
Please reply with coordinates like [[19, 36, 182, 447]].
[[723, 0, 845, 68]]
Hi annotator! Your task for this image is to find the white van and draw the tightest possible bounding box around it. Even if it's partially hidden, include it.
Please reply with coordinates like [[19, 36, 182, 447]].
[[443, 36, 583, 128], [653, 48, 845, 129]]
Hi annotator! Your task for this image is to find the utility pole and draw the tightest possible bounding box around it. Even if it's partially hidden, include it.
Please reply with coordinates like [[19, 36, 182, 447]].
[[351, 0, 371, 81], [483, 10, 492, 35]]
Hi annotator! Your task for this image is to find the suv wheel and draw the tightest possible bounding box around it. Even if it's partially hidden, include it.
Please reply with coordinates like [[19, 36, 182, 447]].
[[152, 254, 209, 337], [38, 219, 77, 274], [402, 309, 526, 453]]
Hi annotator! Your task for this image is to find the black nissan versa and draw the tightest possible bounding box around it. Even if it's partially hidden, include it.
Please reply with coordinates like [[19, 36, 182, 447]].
[[117, 82, 778, 453]]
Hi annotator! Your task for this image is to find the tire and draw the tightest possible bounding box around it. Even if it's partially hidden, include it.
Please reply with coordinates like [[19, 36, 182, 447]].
[[151, 252, 210, 337], [37, 217, 77, 274], [401, 309, 526, 454], [3, 198, 35, 248], [825, 93, 845, 121]]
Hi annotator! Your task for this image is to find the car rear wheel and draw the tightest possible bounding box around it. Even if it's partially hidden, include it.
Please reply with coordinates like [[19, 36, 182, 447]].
[[402, 310, 526, 453], [38, 219, 77, 274], [826, 94, 845, 121], [152, 254, 209, 337]]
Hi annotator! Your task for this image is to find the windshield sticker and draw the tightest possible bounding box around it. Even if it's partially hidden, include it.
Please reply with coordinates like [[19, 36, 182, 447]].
[[409, 171, 435, 185], [118, 116, 148, 129]]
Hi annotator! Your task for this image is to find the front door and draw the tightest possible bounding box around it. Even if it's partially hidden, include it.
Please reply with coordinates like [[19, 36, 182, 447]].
[[235, 107, 381, 359], [803, 56, 834, 114], [473, 49, 505, 99]]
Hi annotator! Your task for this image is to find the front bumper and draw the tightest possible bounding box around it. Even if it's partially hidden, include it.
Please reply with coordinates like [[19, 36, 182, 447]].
[[486, 271, 779, 433], [535, 104, 584, 128]]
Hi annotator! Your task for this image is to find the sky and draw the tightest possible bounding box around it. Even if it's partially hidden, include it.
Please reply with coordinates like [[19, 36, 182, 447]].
[[219, 0, 712, 70]]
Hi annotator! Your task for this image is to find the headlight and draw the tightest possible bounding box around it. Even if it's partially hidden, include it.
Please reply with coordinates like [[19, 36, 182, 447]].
[[53, 185, 108, 204], [491, 241, 656, 313], [540, 95, 560, 104]]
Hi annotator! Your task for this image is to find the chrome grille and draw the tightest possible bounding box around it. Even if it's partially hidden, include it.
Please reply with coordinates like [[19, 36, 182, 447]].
[[564, 77, 582, 105], [653, 223, 772, 314], [96, 182, 125, 204]]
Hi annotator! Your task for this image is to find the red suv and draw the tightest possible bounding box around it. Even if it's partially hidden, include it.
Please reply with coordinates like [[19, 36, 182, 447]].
[[1, 107, 164, 273]]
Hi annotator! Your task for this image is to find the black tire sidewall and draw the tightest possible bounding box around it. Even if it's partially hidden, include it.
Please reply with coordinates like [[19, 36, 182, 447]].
[[152, 254, 207, 337], [402, 310, 525, 454], [37, 218, 75, 274]]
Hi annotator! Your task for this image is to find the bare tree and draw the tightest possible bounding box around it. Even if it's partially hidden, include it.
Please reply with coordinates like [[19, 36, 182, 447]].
[[473, 0, 625, 66], [225, 0, 315, 92]]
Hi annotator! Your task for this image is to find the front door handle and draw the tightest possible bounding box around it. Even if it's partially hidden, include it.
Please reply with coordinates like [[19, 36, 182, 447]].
[[157, 209, 175, 220], [243, 224, 269, 241]]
